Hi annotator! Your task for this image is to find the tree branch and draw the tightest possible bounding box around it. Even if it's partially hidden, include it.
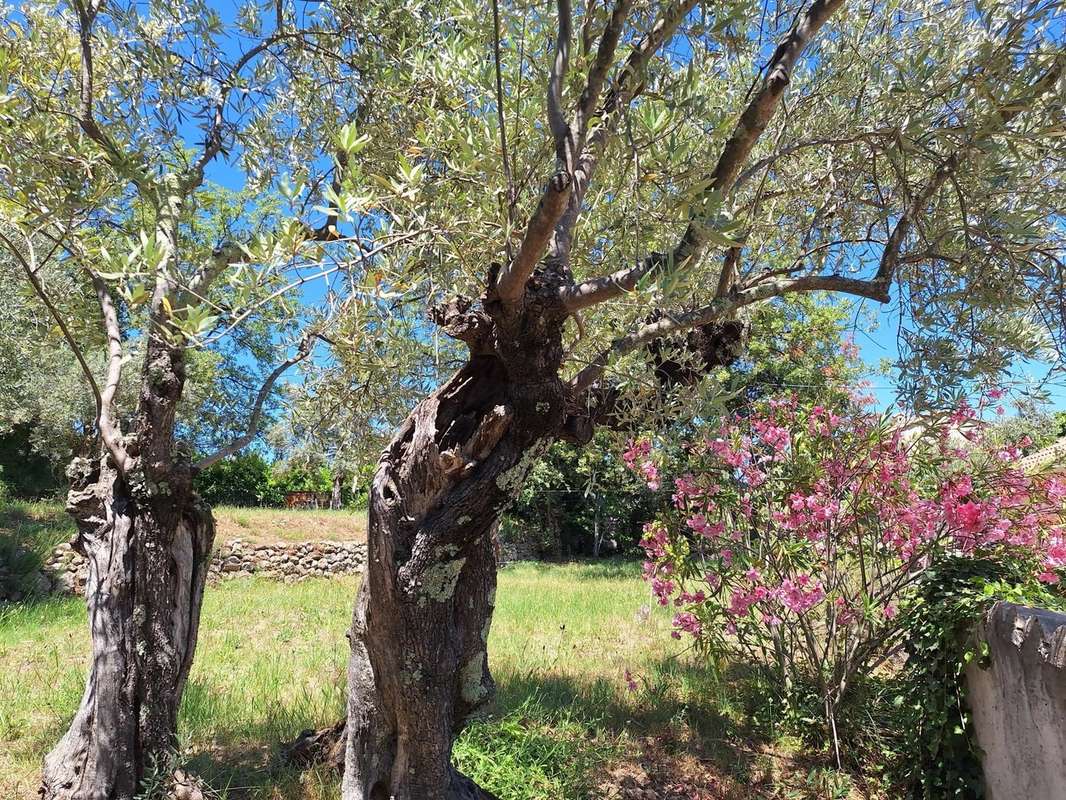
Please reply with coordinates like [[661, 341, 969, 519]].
[[494, 0, 574, 308], [181, 27, 343, 193], [491, 0, 516, 260], [498, 0, 700, 307], [550, 0, 697, 265], [570, 271, 886, 394], [0, 226, 130, 470], [573, 0, 636, 151], [547, 0, 574, 166], [560, 0, 846, 312], [194, 335, 316, 470], [71, 0, 148, 187], [192, 229, 429, 349], [91, 274, 129, 471]]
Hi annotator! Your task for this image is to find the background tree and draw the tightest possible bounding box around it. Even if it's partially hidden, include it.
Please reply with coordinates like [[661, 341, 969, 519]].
[[267, 299, 447, 508], [503, 295, 865, 559]]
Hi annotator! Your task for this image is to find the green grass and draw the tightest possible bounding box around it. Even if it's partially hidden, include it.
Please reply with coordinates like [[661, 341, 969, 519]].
[[0, 561, 879, 799]]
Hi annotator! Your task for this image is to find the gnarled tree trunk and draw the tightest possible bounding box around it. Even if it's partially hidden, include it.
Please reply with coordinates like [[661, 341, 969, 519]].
[[341, 279, 569, 800], [41, 340, 215, 800], [314, 271, 750, 799]]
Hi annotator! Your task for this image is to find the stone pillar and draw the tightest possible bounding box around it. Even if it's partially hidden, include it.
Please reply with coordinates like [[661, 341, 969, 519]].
[[966, 602, 1066, 800]]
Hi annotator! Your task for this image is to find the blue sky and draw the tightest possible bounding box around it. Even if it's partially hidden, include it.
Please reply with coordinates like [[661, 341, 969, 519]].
[[851, 299, 1066, 412]]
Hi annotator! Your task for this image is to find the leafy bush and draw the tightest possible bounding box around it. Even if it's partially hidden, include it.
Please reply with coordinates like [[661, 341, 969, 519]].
[[194, 454, 368, 508], [505, 435, 657, 558], [627, 389, 1066, 759], [194, 452, 281, 507], [0, 424, 65, 499], [270, 462, 332, 494]]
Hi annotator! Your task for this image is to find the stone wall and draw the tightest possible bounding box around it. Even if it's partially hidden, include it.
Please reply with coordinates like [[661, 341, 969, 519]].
[[498, 539, 539, 564], [966, 601, 1066, 800], [41, 537, 367, 596]]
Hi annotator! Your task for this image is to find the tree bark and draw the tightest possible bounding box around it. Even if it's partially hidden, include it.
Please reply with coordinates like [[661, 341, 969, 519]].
[[324, 270, 754, 798], [332, 469, 344, 510], [41, 338, 215, 800], [341, 279, 569, 800]]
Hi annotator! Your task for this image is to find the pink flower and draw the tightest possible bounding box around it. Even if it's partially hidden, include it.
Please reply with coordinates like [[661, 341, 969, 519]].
[[624, 669, 638, 692], [672, 611, 703, 638], [883, 604, 898, 620], [651, 577, 674, 606]]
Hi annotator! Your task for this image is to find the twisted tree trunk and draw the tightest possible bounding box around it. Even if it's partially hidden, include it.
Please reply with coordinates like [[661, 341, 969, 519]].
[[40, 339, 215, 800], [282, 271, 751, 798], [340, 277, 569, 800]]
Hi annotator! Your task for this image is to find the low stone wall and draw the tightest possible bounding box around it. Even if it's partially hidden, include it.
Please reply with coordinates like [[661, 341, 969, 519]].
[[966, 601, 1066, 800], [41, 537, 367, 596], [498, 539, 539, 564]]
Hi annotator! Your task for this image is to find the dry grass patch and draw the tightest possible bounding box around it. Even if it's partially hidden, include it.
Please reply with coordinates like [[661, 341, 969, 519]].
[[212, 507, 368, 545], [0, 561, 889, 799]]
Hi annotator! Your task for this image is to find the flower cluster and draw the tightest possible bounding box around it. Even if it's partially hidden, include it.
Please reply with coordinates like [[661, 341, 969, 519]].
[[622, 437, 660, 491]]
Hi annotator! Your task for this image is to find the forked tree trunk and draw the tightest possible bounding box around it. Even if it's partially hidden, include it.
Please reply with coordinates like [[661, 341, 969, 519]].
[[341, 284, 569, 800], [327, 276, 747, 797], [41, 339, 215, 800]]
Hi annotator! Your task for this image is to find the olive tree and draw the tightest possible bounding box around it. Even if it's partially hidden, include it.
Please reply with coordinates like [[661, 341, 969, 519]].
[[305, 1, 1064, 798], [3, 0, 1063, 797], [0, 1, 431, 796]]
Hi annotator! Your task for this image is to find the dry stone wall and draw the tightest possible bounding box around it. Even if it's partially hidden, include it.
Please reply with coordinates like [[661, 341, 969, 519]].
[[40, 537, 366, 596]]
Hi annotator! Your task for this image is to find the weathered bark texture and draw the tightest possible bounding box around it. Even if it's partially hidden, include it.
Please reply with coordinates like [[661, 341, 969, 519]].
[[340, 270, 570, 800], [40, 339, 215, 800]]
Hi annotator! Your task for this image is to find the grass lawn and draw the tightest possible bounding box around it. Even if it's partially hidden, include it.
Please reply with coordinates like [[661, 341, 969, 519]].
[[0, 560, 886, 800], [1, 502, 888, 798]]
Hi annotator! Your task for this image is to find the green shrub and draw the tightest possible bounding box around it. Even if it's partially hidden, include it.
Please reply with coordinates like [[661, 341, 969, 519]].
[[194, 452, 281, 507], [0, 425, 65, 499]]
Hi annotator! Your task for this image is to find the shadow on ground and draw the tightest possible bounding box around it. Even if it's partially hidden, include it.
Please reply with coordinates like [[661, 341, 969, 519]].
[[183, 658, 828, 800]]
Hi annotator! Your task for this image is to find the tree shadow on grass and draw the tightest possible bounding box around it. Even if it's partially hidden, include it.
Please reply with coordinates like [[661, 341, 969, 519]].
[[174, 653, 871, 799], [178, 658, 757, 800], [183, 744, 338, 800], [176, 677, 344, 799], [487, 659, 771, 790]]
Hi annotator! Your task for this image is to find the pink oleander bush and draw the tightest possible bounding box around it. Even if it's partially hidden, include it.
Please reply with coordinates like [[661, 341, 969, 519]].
[[625, 388, 1066, 751]]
